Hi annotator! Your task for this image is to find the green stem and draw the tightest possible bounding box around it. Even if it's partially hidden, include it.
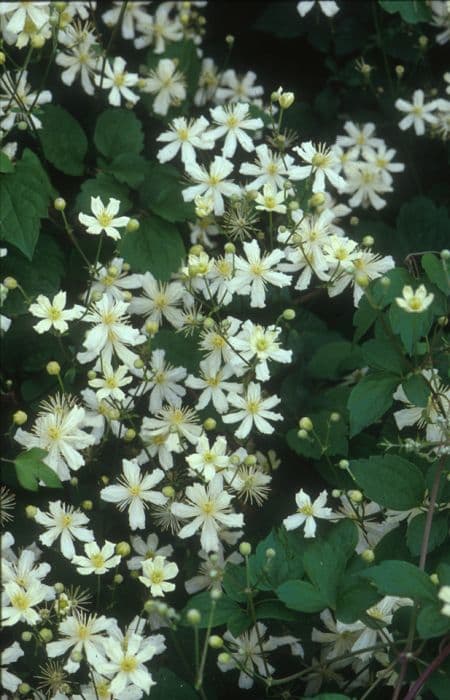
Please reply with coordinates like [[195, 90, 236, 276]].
[[195, 600, 216, 691]]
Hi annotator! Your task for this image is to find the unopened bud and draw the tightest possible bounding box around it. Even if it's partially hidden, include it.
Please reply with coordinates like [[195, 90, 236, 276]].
[[265, 547, 276, 559], [418, 35, 428, 49], [224, 242, 236, 254], [13, 410, 27, 425], [203, 317, 215, 330], [299, 416, 313, 432], [46, 361, 61, 375], [100, 475, 109, 485], [18, 121, 28, 131], [70, 477, 78, 486], [186, 608, 201, 625], [278, 92, 294, 109], [395, 65, 404, 78], [54, 197, 66, 211], [70, 650, 83, 663], [330, 412, 340, 423], [244, 455, 257, 466], [123, 428, 136, 442], [309, 192, 326, 208], [289, 200, 300, 210], [54, 582, 64, 593], [218, 652, 231, 664], [31, 34, 46, 49], [210, 588, 222, 600], [81, 499, 93, 510], [283, 308, 296, 320], [380, 276, 391, 287], [145, 321, 159, 336], [348, 489, 363, 503], [441, 248, 450, 260], [3, 276, 17, 290], [19, 683, 31, 695], [209, 635, 223, 648], [361, 548, 375, 563], [113, 574, 123, 584], [25, 505, 37, 518], [39, 628, 53, 642], [122, 290, 132, 302], [350, 216, 359, 226], [331, 489, 342, 498], [437, 316, 448, 327], [203, 417, 217, 431], [126, 218, 140, 232], [116, 541, 131, 557], [21, 631, 33, 642], [362, 235, 374, 247], [134, 358, 145, 368], [355, 273, 369, 288], [239, 541, 252, 557], [339, 459, 349, 470], [297, 429, 309, 440], [144, 599, 156, 613], [225, 34, 234, 46], [162, 485, 175, 498], [430, 573, 439, 585]]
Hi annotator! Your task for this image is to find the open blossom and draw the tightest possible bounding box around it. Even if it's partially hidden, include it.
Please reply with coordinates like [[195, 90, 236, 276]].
[[56, 30, 99, 95], [94, 56, 139, 106], [223, 382, 282, 439], [98, 632, 164, 696], [0, 2, 50, 36], [143, 57, 186, 115], [139, 555, 179, 596], [255, 183, 287, 213], [231, 239, 290, 308], [1, 641, 24, 692], [127, 533, 173, 571], [46, 612, 115, 665], [134, 2, 183, 52], [208, 102, 263, 157], [395, 89, 439, 135], [128, 271, 185, 329], [72, 541, 121, 576], [2, 581, 47, 627], [88, 362, 133, 402], [283, 489, 333, 537], [171, 475, 244, 552], [182, 155, 241, 215], [78, 196, 130, 240], [240, 144, 304, 191], [157, 116, 214, 164], [29, 291, 84, 334], [100, 459, 167, 530], [185, 356, 243, 413], [215, 69, 264, 103], [395, 284, 434, 313], [294, 141, 346, 192], [186, 435, 229, 481], [297, 1, 340, 17], [230, 320, 292, 382], [133, 349, 186, 413], [34, 500, 94, 560], [0, 70, 51, 131], [336, 121, 383, 157], [102, 1, 150, 39]]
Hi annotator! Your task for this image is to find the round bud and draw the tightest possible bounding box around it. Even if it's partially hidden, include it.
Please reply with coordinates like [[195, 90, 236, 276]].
[[19, 683, 31, 695], [0, 51, 5, 65], [362, 235, 374, 247], [203, 317, 215, 330], [81, 499, 93, 510], [309, 192, 326, 208], [122, 290, 132, 303], [18, 120, 28, 131], [54, 197, 66, 211], [144, 599, 156, 613], [39, 607, 50, 620], [331, 489, 342, 498], [113, 574, 123, 585], [230, 454, 240, 466], [203, 417, 217, 431], [330, 412, 340, 423], [430, 573, 439, 585], [54, 2, 68, 11], [116, 541, 131, 557], [124, 428, 136, 442], [282, 308, 296, 321], [297, 429, 309, 440], [299, 417, 313, 432], [209, 553, 219, 565], [265, 547, 276, 559], [156, 602, 168, 616], [122, 262, 131, 272], [244, 455, 257, 466], [437, 316, 448, 327], [54, 582, 64, 593], [395, 65, 405, 78], [361, 548, 375, 563], [70, 477, 78, 486], [25, 505, 37, 519], [186, 608, 201, 625], [380, 276, 391, 288], [224, 242, 236, 254], [21, 630, 33, 642], [70, 650, 83, 663], [134, 358, 145, 369], [239, 541, 252, 557], [3, 276, 18, 290], [31, 34, 46, 49], [440, 248, 450, 260], [339, 459, 350, 470], [100, 475, 109, 485], [209, 635, 224, 649], [189, 244, 204, 256], [39, 628, 53, 642], [13, 410, 27, 425], [348, 489, 363, 503], [350, 216, 359, 226], [162, 485, 175, 498], [218, 652, 231, 664], [418, 35, 428, 48], [278, 92, 294, 109], [271, 91, 279, 102], [126, 218, 140, 232], [87, 370, 96, 380], [355, 273, 369, 288], [145, 321, 159, 336], [130, 569, 140, 579], [46, 361, 61, 376], [225, 34, 234, 46], [210, 588, 222, 600]]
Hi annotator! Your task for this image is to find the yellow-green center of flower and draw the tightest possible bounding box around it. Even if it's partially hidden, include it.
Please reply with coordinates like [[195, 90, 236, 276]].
[[129, 485, 141, 497], [90, 553, 105, 568], [255, 338, 269, 352], [114, 73, 125, 87], [408, 296, 422, 310], [177, 127, 189, 141], [49, 306, 62, 321], [312, 153, 329, 168], [201, 500, 215, 515], [48, 425, 62, 441], [226, 115, 239, 128], [120, 656, 138, 673], [150, 570, 164, 584], [11, 592, 29, 610], [98, 211, 113, 227], [298, 504, 314, 516], [247, 400, 260, 415]]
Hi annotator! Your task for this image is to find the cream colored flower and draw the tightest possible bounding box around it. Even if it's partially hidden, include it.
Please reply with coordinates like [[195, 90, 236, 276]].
[[395, 284, 434, 313]]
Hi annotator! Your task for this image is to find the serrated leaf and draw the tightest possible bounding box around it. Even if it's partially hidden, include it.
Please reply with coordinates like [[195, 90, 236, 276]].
[[379, 0, 432, 24], [139, 162, 194, 223], [388, 301, 434, 354], [119, 214, 185, 280], [14, 448, 62, 491], [75, 173, 132, 215], [362, 560, 436, 602], [402, 373, 431, 407], [39, 105, 87, 176], [100, 153, 147, 188], [407, 513, 448, 557], [350, 455, 425, 510], [180, 592, 240, 628], [94, 109, 144, 159], [151, 668, 198, 700], [422, 253, 449, 295], [417, 604, 450, 639], [347, 372, 398, 437], [276, 580, 328, 613], [0, 152, 14, 173]]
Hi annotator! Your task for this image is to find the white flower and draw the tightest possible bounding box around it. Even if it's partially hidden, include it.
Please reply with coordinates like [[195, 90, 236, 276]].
[[128, 271, 185, 329], [1, 641, 24, 692], [98, 633, 163, 696], [350, 597, 412, 661], [14, 395, 96, 481], [0, 70, 51, 131], [171, 475, 244, 552], [283, 489, 333, 537], [1, 581, 47, 626], [231, 239, 290, 308], [84, 257, 143, 303], [311, 609, 361, 662], [185, 357, 242, 414], [133, 349, 186, 413], [294, 141, 346, 192], [438, 585, 450, 617], [185, 547, 242, 594], [0, 2, 50, 35], [94, 56, 139, 106], [208, 102, 263, 157], [127, 533, 173, 571], [78, 196, 130, 241], [395, 284, 434, 313], [77, 295, 146, 368], [143, 403, 202, 447], [157, 116, 214, 164], [395, 89, 439, 135], [102, 1, 150, 40], [431, 0, 450, 44], [240, 144, 303, 191], [29, 291, 84, 334], [143, 58, 186, 116], [100, 459, 166, 530], [199, 316, 242, 371], [195, 57, 220, 106], [134, 2, 183, 52], [223, 382, 282, 439], [230, 320, 292, 382], [2, 547, 53, 600], [343, 162, 393, 210], [139, 555, 178, 596], [34, 500, 94, 559], [336, 121, 383, 157], [88, 362, 132, 401], [255, 183, 287, 214], [215, 69, 264, 104], [56, 33, 99, 96], [328, 250, 395, 306], [72, 540, 121, 576], [182, 155, 241, 216], [361, 144, 405, 186], [186, 435, 229, 481], [47, 612, 115, 665], [297, 1, 339, 18]]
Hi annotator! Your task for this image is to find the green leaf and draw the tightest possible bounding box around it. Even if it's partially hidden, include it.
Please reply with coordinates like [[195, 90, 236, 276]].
[[119, 214, 185, 280], [379, 0, 432, 24], [75, 173, 132, 215], [362, 338, 406, 376], [249, 528, 305, 591], [388, 301, 434, 354], [276, 580, 328, 613], [139, 162, 194, 223], [39, 105, 87, 176], [336, 575, 380, 623], [362, 560, 436, 602], [227, 608, 252, 636], [151, 668, 198, 700], [417, 604, 450, 639], [0, 152, 14, 173], [100, 153, 147, 188], [0, 149, 52, 259], [402, 373, 431, 407], [396, 197, 450, 256], [350, 455, 426, 510], [407, 513, 448, 557], [287, 410, 348, 460], [347, 372, 398, 437], [422, 253, 449, 295], [254, 2, 303, 37], [223, 564, 247, 603], [14, 448, 62, 491], [94, 108, 144, 159], [308, 341, 363, 380], [180, 592, 240, 628], [255, 599, 297, 623], [303, 540, 346, 608]]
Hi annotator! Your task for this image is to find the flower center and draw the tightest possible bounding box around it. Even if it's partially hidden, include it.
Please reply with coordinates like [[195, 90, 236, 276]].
[[408, 296, 422, 310], [312, 153, 329, 168], [177, 127, 189, 141], [298, 504, 314, 516], [114, 73, 125, 87], [129, 485, 141, 497], [151, 570, 164, 584], [120, 656, 138, 673], [47, 425, 62, 441], [60, 514, 72, 528], [201, 500, 216, 515], [226, 115, 239, 128], [11, 592, 29, 610], [255, 338, 269, 352], [98, 212, 113, 227], [90, 553, 106, 568], [250, 262, 264, 276], [77, 624, 90, 640], [49, 306, 62, 321], [247, 400, 260, 415]]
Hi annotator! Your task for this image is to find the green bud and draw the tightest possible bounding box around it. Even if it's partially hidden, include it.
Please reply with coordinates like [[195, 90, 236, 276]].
[[239, 542, 252, 556]]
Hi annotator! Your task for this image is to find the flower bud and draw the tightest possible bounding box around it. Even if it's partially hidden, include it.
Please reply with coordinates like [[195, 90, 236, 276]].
[[18, 121, 28, 131], [209, 635, 224, 648], [31, 34, 46, 49], [361, 548, 375, 563], [224, 242, 236, 254], [13, 410, 27, 425], [297, 429, 309, 440], [218, 652, 231, 664], [114, 574, 124, 584], [348, 489, 363, 503], [265, 547, 276, 559], [39, 628, 53, 642], [380, 276, 391, 288], [244, 455, 257, 466], [330, 412, 340, 423], [144, 599, 156, 613], [430, 573, 439, 585], [418, 35, 428, 48], [395, 65, 404, 78], [130, 569, 140, 579], [437, 316, 448, 327], [441, 249, 450, 260], [134, 358, 145, 369], [25, 505, 37, 518], [3, 276, 17, 290], [203, 317, 215, 330], [116, 541, 131, 557], [289, 200, 300, 210], [81, 499, 93, 510], [70, 650, 83, 663], [19, 683, 31, 695], [299, 416, 313, 432], [339, 459, 349, 470], [145, 322, 159, 336], [100, 475, 109, 485], [54, 582, 64, 594], [282, 308, 296, 320], [21, 631, 33, 642], [186, 608, 201, 625], [278, 91, 294, 109], [70, 477, 78, 486], [124, 428, 136, 442], [239, 542, 252, 557], [225, 34, 234, 46], [362, 235, 374, 247], [126, 218, 140, 232], [203, 417, 217, 431], [162, 485, 175, 498], [355, 273, 369, 288], [331, 489, 342, 498], [122, 290, 132, 302], [309, 192, 326, 208], [0, 51, 5, 65], [350, 216, 359, 226], [54, 197, 66, 211], [46, 361, 61, 375]]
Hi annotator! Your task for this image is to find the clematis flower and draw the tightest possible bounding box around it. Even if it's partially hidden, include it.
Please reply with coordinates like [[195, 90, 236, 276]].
[[283, 489, 333, 537], [78, 196, 130, 240]]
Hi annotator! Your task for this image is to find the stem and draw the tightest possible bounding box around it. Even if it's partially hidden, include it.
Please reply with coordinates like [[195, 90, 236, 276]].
[[244, 554, 271, 679], [97, 1, 129, 90], [195, 600, 216, 691], [403, 642, 450, 700]]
